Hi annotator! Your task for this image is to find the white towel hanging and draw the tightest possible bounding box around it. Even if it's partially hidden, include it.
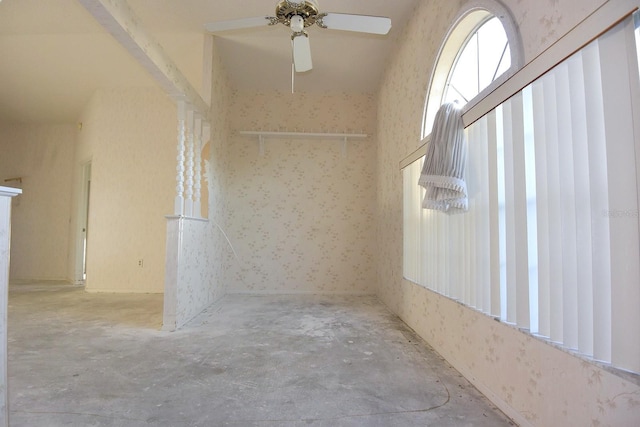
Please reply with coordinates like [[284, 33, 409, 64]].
[[418, 102, 468, 214]]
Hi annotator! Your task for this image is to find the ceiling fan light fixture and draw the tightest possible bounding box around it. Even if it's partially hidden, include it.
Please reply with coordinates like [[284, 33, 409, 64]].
[[290, 15, 304, 33], [276, 0, 319, 27]]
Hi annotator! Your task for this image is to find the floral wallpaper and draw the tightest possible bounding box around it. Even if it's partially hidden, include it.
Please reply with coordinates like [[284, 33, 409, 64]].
[[224, 90, 377, 295], [376, 0, 640, 426], [170, 217, 226, 329]]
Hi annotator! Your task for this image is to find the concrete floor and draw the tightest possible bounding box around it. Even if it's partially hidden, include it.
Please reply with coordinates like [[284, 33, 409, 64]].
[[7, 282, 515, 426]]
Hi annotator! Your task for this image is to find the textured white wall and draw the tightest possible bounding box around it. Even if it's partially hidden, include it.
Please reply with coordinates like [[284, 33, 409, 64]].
[[224, 91, 377, 295], [0, 123, 75, 281], [376, 0, 640, 425], [77, 87, 176, 293]]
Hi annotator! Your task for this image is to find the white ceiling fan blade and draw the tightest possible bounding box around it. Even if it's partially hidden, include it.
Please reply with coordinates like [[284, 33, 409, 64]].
[[204, 16, 273, 33], [320, 13, 391, 35], [292, 34, 312, 72]]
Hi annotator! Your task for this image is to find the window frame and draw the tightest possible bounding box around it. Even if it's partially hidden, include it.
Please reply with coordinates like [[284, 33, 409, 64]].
[[421, 1, 524, 140]]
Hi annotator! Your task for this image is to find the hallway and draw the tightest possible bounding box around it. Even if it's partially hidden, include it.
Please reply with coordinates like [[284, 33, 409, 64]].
[[7, 283, 513, 426]]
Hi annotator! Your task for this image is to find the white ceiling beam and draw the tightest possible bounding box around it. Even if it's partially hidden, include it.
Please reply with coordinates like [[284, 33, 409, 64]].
[[77, 0, 210, 116]]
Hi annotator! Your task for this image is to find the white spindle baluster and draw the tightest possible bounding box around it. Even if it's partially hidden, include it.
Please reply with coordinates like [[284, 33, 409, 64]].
[[194, 115, 203, 218], [175, 101, 186, 215], [185, 109, 195, 217]]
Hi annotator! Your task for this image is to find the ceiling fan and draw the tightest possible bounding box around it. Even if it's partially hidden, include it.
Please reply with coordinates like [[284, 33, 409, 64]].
[[204, 0, 392, 74]]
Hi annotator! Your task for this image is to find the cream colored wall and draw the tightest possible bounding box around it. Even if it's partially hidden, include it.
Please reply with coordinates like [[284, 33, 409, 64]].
[[76, 87, 176, 293], [225, 91, 377, 294], [0, 123, 75, 281], [377, 0, 640, 425]]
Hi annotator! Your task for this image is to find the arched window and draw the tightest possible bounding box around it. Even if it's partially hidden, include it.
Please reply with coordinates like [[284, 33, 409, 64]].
[[443, 16, 510, 104], [422, 2, 522, 138]]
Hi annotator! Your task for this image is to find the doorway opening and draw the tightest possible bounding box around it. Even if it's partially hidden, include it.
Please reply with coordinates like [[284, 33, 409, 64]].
[[75, 161, 91, 284]]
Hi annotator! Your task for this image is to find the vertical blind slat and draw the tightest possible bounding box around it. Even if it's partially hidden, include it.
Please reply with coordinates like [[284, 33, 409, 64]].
[[555, 61, 580, 351], [568, 51, 594, 357], [448, 215, 457, 300], [502, 99, 518, 324], [419, 174, 429, 286], [542, 73, 565, 344], [582, 39, 612, 364], [496, 106, 508, 321], [532, 80, 551, 339], [522, 85, 539, 334], [509, 92, 531, 329], [468, 122, 486, 312], [486, 112, 502, 317], [468, 125, 476, 308], [479, 119, 492, 314], [599, 19, 640, 373]]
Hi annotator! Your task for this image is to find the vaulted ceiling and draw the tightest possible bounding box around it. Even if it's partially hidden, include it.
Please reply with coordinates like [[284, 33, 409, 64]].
[[0, 0, 419, 124]]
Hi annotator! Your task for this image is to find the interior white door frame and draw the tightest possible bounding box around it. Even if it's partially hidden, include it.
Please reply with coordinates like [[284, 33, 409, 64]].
[[73, 161, 91, 285]]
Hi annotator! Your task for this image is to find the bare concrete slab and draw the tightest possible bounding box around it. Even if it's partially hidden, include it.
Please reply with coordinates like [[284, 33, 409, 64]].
[[7, 283, 514, 426]]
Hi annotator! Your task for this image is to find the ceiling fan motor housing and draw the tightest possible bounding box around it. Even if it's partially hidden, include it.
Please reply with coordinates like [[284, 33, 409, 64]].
[[275, 0, 321, 28]]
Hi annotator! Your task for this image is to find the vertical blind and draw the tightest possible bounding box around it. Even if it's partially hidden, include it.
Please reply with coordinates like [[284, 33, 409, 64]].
[[403, 14, 640, 373]]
